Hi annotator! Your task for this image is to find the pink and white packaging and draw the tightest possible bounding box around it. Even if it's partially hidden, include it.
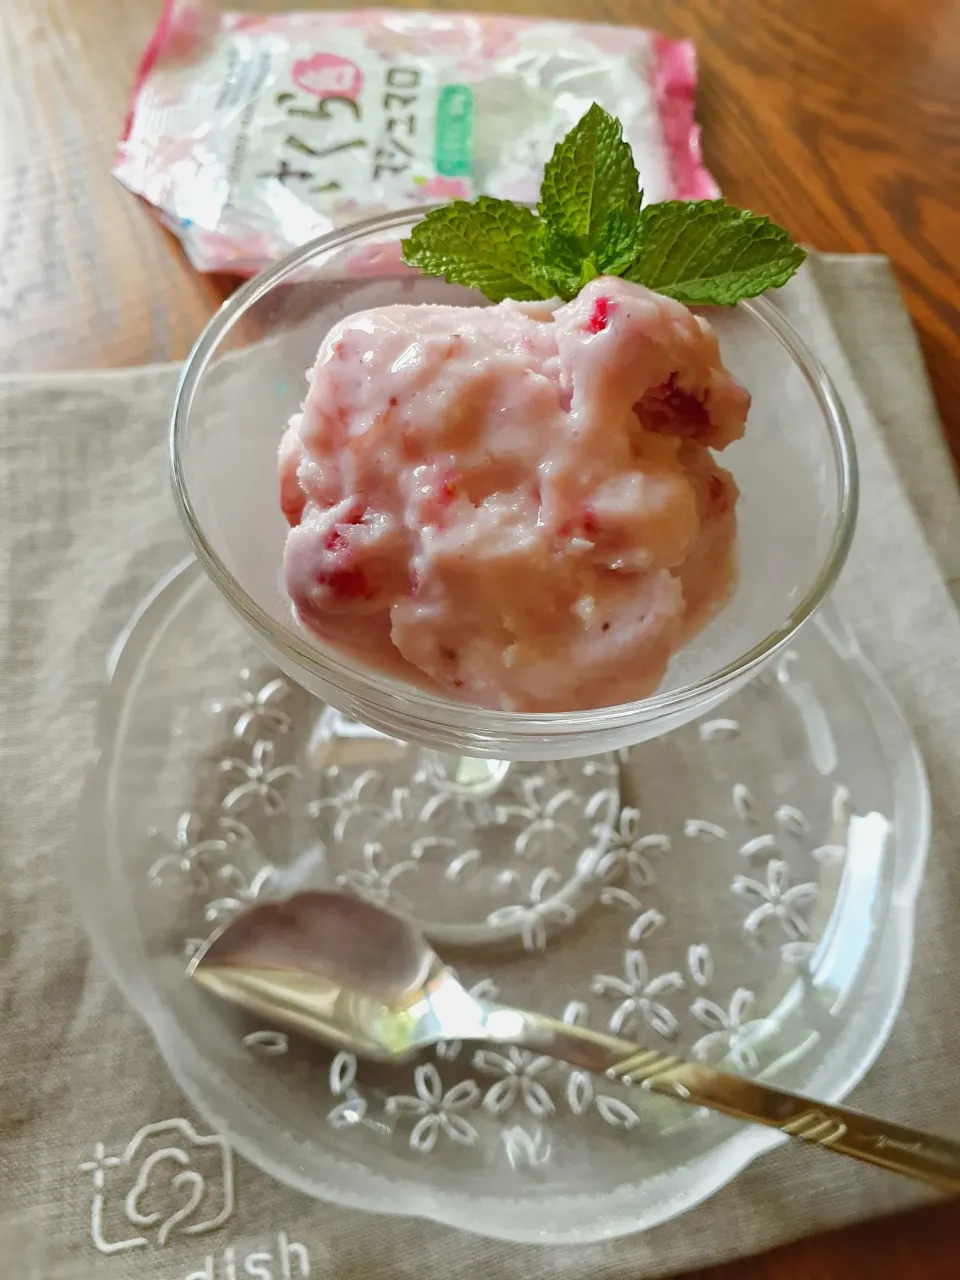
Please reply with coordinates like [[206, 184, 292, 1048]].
[[115, 1, 717, 275]]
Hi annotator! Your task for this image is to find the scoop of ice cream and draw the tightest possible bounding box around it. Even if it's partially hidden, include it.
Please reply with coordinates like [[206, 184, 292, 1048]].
[[279, 275, 749, 711]]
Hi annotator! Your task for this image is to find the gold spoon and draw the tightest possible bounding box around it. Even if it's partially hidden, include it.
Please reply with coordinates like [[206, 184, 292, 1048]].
[[188, 890, 959, 1192]]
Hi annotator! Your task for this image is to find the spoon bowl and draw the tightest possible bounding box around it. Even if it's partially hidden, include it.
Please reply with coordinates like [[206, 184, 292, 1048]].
[[190, 892, 446, 1059]]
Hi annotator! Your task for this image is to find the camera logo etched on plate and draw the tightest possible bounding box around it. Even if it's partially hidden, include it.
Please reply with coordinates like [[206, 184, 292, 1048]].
[[78, 1119, 234, 1254]]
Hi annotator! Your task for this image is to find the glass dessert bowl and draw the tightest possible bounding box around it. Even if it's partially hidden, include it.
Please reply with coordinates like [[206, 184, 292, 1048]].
[[171, 208, 858, 762]]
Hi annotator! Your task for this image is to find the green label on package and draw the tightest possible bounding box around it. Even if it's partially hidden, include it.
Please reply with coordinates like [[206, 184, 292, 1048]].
[[435, 85, 474, 178]]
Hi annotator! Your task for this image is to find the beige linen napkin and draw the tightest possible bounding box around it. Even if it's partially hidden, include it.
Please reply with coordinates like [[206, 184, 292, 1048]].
[[1, 255, 959, 1279]]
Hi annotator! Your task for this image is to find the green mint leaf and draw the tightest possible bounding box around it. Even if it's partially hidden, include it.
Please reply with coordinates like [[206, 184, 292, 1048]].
[[593, 208, 644, 277], [400, 197, 553, 303], [626, 200, 807, 305], [538, 212, 644, 301], [538, 103, 641, 260], [537, 228, 593, 299]]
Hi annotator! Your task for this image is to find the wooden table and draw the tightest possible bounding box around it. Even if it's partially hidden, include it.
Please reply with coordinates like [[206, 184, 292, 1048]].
[[2, 0, 957, 1275]]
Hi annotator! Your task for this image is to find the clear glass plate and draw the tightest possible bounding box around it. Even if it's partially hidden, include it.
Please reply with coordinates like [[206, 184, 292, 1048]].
[[76, 559, 929, 1243]]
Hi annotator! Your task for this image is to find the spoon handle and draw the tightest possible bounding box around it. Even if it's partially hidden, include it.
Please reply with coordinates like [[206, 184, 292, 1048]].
[[486, 1005, 960, 1192]]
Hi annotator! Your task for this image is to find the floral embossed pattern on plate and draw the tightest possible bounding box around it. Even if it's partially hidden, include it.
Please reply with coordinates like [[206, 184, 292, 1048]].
[[76, 561, 929, 1243]]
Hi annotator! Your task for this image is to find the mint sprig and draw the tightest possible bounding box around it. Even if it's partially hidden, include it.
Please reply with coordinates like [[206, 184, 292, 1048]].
[[401, 196, 554, 303], [537, 103, 643, 288], [401, 105, 805, 306], [625, 201, 806, 304]]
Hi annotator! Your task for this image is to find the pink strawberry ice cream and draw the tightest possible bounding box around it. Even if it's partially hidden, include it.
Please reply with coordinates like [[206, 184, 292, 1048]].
[[279, 275, 750, 712]]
